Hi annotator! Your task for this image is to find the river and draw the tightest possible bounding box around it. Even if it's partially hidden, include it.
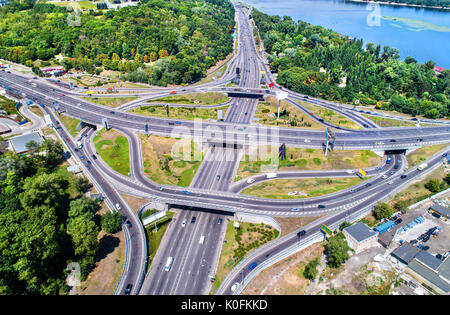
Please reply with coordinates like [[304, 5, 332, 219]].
[[243, 0, 450, 68]]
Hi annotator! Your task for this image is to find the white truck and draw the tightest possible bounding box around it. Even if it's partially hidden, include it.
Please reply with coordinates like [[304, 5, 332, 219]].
[[417, 163, 428, 171], [77, 140, 83, 149], [165, 257, 174, 272], [266, 172, 277, 179]]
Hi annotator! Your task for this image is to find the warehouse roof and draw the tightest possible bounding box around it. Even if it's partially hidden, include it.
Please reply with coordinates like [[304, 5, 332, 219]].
[[431, 203, 450, 218], [9, 132, 43, 153], [415, 251, 444, 271], [408, 258, 450, 294], [391, 243, 420, 265], [343, 222, 377, 243]]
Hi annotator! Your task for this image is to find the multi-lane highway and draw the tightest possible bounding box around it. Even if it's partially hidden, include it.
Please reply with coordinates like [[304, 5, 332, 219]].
[[1, 0, 449, 297]]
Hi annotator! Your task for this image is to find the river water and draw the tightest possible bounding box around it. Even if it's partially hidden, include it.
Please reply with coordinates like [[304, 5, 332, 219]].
[[244, 0, 450, 68]]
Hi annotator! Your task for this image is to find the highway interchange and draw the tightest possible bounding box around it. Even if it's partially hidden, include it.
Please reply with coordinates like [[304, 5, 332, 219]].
[[1, 1, 449, 296]]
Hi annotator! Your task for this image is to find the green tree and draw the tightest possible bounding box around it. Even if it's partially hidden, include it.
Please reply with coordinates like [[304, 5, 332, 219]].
[[303, 257, 320, 280], [372, 202, 394, 221], [101, 211, 123, 234], [424, 179, 441, 193], [325, 233, 350, 268]]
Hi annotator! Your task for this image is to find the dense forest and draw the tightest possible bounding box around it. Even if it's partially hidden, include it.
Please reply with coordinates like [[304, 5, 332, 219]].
[[0, 0, 235, 85], [0, 139, 101, 294], [359, 0, 450, 8], [252, 10, 450, 119]]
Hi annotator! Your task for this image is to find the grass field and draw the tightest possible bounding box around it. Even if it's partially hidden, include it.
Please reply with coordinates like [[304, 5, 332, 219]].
[[51, 0, 97, 10], [131, 104, 229, 121], [82, 96, 138, 108], [362, 115, 417, 127], [406, 144, 449, 169], [241, 177, 368, 199], [140, 134, 202, 186], [237, 147, 381, 178], [148, 92, 229, 105], [59, 114, 81, 137], [94, 129, 130, 176], [210, 220, 278, 294], [296, 101, 361, 130], [255, 96, 323, 129], [145, 212, 174, 270]]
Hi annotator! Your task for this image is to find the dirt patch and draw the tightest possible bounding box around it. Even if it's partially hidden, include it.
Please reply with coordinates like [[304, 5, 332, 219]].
[[242, 242, 324, 295], [275, 216, 322, 237], [78, 230, 125, 295], [121, 193, 150, 214]]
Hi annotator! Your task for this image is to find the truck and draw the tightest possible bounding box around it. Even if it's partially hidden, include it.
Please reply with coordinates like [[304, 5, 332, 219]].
[[357, 168, 366, 178], [386, 157, 392, 164], [266, 173, 277, 179], [417, 163, 428, 171], [165, 257, 174, 272]]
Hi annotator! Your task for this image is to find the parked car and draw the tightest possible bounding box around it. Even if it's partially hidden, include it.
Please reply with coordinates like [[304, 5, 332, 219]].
[[394, 218, 403, 225], [410, 239, 418, 245]]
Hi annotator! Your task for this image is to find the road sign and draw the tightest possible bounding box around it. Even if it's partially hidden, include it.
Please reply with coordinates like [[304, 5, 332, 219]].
[[217, 109, 223, 120], [320, 224, 333, 237]]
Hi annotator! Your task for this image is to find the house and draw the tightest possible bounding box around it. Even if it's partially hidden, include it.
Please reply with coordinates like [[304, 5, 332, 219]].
[[342, 222, 378, 254], [391, 242, 421, 265], [434, 66, 445, 75]]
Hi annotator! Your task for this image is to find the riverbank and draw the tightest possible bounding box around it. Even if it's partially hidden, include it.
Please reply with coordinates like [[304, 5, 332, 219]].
[[348, 0, 450, 10]]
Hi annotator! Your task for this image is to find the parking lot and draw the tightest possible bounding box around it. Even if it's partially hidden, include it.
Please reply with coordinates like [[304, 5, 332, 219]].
[[391, 209, 449, 258]]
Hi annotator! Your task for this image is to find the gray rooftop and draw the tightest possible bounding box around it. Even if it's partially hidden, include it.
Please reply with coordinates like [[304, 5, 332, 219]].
[[391, 243, 421, 265], [9, 132, 43, 153], [415, 251, 444, 271], [408, 259, 450, 294], [437, 257, 450, 283], [431, 203, 450, 217], [343, 222, 377, 243]]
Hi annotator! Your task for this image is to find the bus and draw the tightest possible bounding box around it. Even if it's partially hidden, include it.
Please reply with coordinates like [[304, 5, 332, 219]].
[[165, 257, 174, 272]]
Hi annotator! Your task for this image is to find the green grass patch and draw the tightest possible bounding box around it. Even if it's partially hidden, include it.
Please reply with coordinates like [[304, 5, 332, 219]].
[[94, 129, 130, 176], [148, 92, 229, 105], [59, 114, 81, 137], [82, 96, 138, 108], [145, 212, 174, 270]]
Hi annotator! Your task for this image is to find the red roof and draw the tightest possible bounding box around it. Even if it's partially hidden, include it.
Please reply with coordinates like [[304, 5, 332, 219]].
[[434, 66, 445, 72]]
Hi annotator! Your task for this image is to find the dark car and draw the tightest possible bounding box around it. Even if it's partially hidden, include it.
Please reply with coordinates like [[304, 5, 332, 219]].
[[422, 246, 430, 251], [426, 227, 437, 235], [80, 155, 85, 160], [110, 111, 115, 114], [390, 139, 397, 142], [92, 154, 97, 160], [217, 218, 222, 225], [394, 218, 403, 225], [125, 220, 132, 228], [422, 235, 430, 243], [401, 174, 407, 179], [318, 204, 326, 209], [86, 160, 91, 165], [124, 284, 133, 295], [248, 262, 258, 270], [365, 182, 372, 187], [410, 239, 418, 245], [431, 212, 441, 219], [168, 122, 175, 125], [297, 230, 306, 237], [418, 234, 426, 241], [191, 216, 196, 224], [363, 124, 369, 128], [394, 164, 399, 169], [436, 254, 443, 260]]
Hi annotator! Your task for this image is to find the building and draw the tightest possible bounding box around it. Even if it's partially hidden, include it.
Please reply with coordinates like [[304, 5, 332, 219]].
[[406, 252, 450, 295], [391, 242, 421, 265], [430, 203, 450, 220], [8, 132, 43, 154], [374, 220, 395, 234], [342, 222, 378, 254]]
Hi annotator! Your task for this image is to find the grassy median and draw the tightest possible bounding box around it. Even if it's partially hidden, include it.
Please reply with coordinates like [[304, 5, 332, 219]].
[[94, 129, 130, 176]]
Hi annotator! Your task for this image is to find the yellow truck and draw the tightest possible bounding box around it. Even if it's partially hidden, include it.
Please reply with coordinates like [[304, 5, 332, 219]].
[[357, 168, 366, 178]]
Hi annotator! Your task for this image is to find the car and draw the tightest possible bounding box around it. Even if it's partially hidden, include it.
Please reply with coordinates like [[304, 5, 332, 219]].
[[74, 148, 79, 152], [363, 124, 369, 128], [426, 227, 437, 235], [158, 186, 163, 191], [115, 203, 121, 210], [386, 157, 392, 164], [86, 165, 91, 170], [365, 182, 372, 187], [247, 178, 255, 184], [80, 155, 85, 160], [422, 246, 430, 251], [394, 164, 399, 169], [110, 111, 115, 114], [423, 235, 430, 243], [390, 170, 395, 175], [181, 219, 186, 227], [217, 218, 222, 225], [436, 254, 443, 260], [382, 174, 388, 179], [125, 220, 132, 228], [66, 137, 71, 142], [291, 207, 300, 212], [168, 122, 175, 125], [418, 234, 426, 241], [86, 160, 91, 165], [182, 190, 190, 195], [318, 204, 326, 209], [248, 262, 258, 270], [304, 139, 311, 143], [401, 174, 407, 179], [231, 282, 240, 292], [191, 216, 196, 224], [388, 181, 394, 185], [410, 239, 418, 245], [390, 139, 397, 142], [416, 138, 423, 142], [394, 218, 403, 225], [61, 94, 65, 96], [375, 166, 381, 171], [350, 188, 356, 193], [216, 175, 221, 180], [346, 170, 355, 174], [297, 230, 306, 237], [124, 284, 133, 295], [431, 212, 441, 219]]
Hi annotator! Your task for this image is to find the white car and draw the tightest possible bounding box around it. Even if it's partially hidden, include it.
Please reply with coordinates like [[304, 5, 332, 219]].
[[304, 139, 311, 143], [247, 178, 255, 184], [382, 175, 388, 179], [181, 220, 186, 227], [115, 203, 121, 210], [346, 170, 355, 174], [388, 181, 394, 185], [231, 282, 240, 292]]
